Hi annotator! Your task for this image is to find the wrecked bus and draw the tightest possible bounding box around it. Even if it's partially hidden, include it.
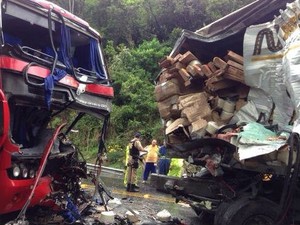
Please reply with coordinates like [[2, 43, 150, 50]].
[[154, 0, 300, 224], [0, 0, 113, 224]]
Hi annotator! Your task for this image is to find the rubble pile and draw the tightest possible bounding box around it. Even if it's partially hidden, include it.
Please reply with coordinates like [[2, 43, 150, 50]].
[[155, 50, 249, 145]]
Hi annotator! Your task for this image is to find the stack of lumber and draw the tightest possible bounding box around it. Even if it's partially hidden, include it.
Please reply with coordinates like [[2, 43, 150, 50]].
[[155, 50, 249, 144]]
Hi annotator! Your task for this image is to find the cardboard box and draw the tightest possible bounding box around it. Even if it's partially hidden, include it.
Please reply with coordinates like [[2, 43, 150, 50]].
[[157, 95, 179, 119], [165, 118, 190, 135], [189, 118, 208, 139], [170, 104, 181, 118], [158, 70, 175, 84], [158, 105, 171, 120], [181, 101, 212, 123], [155, 78, 181, 102], [178, 92, 208, 110]]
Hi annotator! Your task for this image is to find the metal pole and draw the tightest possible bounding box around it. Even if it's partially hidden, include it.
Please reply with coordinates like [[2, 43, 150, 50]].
[[69, 0, 75, 14]]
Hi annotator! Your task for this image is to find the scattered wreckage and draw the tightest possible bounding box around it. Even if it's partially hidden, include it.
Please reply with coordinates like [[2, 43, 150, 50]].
[[154, 0, 300, 224]]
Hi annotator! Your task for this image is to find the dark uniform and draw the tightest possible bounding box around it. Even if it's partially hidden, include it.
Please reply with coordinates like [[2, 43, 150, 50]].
[[126, 133, 145, 192]]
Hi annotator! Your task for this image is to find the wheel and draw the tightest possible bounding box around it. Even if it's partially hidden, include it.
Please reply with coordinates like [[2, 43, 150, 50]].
[[214, 197, 281, 225]]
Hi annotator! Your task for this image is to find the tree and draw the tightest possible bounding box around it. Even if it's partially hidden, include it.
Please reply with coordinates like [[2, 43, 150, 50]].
[[203, 0, 255, 23], [48, 0, 85, 17], [105, 38, 171, 144], [49, 0, 256, 47]]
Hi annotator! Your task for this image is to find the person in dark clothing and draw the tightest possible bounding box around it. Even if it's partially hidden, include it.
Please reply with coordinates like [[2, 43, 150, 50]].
[[126, 132, 146, 192], [157, 144, 170, 175]]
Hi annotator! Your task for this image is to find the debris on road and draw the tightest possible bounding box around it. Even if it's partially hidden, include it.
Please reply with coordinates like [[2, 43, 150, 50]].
[[156, 209, 171, 222]]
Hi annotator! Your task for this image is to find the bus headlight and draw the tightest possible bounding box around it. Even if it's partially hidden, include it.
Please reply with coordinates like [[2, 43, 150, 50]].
[[29, 169, 35, 178], [12, 165, 21, 177], [21, 167, 28, 178]]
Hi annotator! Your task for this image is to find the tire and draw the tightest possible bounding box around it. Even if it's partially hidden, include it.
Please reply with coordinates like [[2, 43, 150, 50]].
[[214, 197, 281, 225]]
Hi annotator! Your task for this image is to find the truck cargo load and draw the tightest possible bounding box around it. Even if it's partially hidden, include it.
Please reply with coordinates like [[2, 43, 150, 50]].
[[154, 0, 300, 224]]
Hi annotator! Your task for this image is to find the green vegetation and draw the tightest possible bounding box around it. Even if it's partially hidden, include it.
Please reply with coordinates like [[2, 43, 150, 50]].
[[168, 159, 184, 177], [48, 0, 255, 167]]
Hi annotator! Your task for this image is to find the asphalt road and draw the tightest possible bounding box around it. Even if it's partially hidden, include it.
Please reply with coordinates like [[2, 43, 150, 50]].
[[82, 174, 211, 225]]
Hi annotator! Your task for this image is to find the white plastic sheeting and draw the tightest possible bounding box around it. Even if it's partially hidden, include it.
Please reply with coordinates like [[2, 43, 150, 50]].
[[235, 1, 300, 159], [243, 20, 294, 131]]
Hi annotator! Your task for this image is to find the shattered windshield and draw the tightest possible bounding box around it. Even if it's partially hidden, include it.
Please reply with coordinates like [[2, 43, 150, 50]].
[[2, 0, 108, 82]]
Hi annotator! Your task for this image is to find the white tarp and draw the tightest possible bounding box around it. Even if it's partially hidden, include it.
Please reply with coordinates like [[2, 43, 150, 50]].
[[243, 19, 294, 130], [238, 1, 300, 159]]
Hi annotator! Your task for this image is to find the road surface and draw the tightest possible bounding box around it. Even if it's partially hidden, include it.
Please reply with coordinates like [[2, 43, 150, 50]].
[[82, 173, 211, 225]]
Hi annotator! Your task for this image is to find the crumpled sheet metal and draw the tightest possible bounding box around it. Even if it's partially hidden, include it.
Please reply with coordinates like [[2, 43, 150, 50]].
[[231, 88, 273, 124], [243, 19, 294, 130], [282, 28, 300, 134]]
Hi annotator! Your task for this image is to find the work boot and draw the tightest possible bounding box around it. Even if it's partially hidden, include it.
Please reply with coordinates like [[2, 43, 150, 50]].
[[126, 183, 130, 191], [128, 184, 139, 192], [132, 184, 139, 189]]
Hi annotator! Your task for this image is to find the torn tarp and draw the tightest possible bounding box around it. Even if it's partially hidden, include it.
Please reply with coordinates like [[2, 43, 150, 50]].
[[237, 122, 287, 160], [44, 68, 67, 109], [243, 20, 294, 130]]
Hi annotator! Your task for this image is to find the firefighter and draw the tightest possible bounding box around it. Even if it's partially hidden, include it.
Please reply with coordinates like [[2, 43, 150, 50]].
[[126, 132, 146, 192]]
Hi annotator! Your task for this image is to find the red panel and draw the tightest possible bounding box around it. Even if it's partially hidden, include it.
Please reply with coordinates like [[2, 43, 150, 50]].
[[0, 56, 114, 97], [0, 90, 10, 147], [0, 124, 66, 214], [0, 171, 52, 214]]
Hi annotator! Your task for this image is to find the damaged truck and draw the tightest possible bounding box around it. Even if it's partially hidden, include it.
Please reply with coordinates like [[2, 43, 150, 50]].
[[154, 0, 300, 224], [0, 0, 113, 224]]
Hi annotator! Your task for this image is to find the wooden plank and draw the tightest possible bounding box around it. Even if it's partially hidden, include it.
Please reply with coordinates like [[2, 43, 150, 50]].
[[208, 62, 217, 72], [179, 68, 192, 87], [224, 66, 245, 83], [224, 73, 245, 83], [212, 69, 225, 77], [188, 60, 201, 67], [206, 79, 239, 92], [158, 56, 174, 68], [213, 57, 228, 70], [200, 64, 213, 78], [227, 51, 244, 65], [205, 75, 225, 86], [186, 65, 198, 77], [179, 68, 191, 81], [193, 65, 205, 77], [184, 79, 192, 87], [168, 62, 185, 73], [172, 54, 183, 64], [179, 51, 198, 65], [227, 60, 244, 71]]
